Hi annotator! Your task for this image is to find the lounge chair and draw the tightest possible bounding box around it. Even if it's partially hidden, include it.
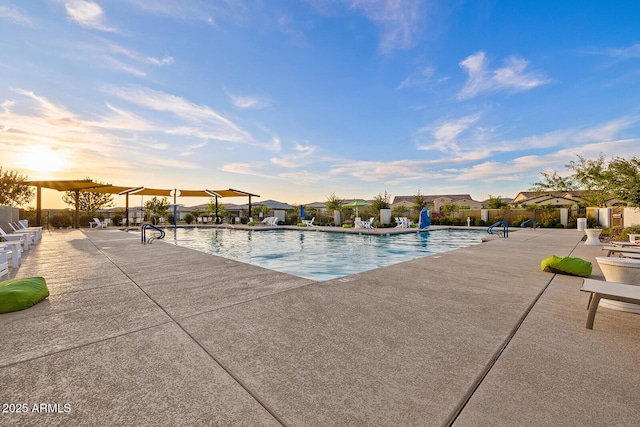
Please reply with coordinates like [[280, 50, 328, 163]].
[[9, 222, 41, 243], [1, 242, 22, 269], [0, 228, 32, 250], [363, 217, 375, 229], [303, 217, 315, 227], [262, 216, 274, 225], [601, 246, 640, 257], [268, 217, 279, 226], [0, 252, 9, 281], [394, 217, 403, 228], [90, 218, 107, 229], [581, 278, 640, 329]]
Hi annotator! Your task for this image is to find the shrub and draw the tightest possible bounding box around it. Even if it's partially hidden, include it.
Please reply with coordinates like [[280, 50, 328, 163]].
[[50, 212, 72, 228], [184, 213, 194, 224], [111, 213, 123, 226]]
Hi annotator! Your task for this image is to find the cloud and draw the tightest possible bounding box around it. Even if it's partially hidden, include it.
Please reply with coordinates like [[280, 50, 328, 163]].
[[416, 113, 482, 153], [457, 51, 551, 99], [349, 0, 422, 53], [220, 162, 272, 178], [227, 92, 272, 109], [0, 4, 33, 26], [329, 159, 446, 185], [589, 43, 640, 60], [64, 0, 115, 32], [106, 86, 281, 150], [270, 143, 317, 168], [398, 66, 435, 90]]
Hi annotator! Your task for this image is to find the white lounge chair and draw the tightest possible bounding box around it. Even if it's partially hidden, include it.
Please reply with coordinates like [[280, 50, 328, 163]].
[[0, 227, 32, 250], [363, 217, 375, 229], [581, 278, 640, 329], [268, 217, 279, 226], [90, 218, 107, 229], [9, 222, 41, 243], [1, 242, 22, 268], [15, 221, 43, 241], [0, 252, 9, 281], [303, 217, 315, 227]]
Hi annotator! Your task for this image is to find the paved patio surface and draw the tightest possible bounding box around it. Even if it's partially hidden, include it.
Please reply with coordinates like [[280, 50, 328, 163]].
[[1, 227, 639, 426]]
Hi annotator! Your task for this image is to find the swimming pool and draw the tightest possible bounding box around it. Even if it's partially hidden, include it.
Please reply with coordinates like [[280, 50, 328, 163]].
[[168, 228, 484, 281]]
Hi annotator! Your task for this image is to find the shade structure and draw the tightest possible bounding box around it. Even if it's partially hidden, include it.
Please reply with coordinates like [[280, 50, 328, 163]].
[[23, 180, 259, 228], [24, 180, 113, 227]]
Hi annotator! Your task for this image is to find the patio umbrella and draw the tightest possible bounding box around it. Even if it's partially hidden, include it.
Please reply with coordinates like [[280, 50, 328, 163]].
[[343, 200, 369, 217]]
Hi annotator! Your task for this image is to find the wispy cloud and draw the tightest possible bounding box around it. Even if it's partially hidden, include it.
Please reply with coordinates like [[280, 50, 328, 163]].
[[220, 162, 272, 178], [227, 92, 272, 109], [0, 4, 33, 26], [349, 0, 422, 53], [271, 143, 317, 168], [587, 43, 640, 60], [415, 113, 483, 153], [457, 51, 551, 99], [398, 66, 435, 90], [64, 0, 115, 32]]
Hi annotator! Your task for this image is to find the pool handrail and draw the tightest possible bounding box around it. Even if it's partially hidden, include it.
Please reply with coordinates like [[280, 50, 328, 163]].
[[488, 220, 509, 238], [141, 223, 166, 244], [520, 219, 537, 229]]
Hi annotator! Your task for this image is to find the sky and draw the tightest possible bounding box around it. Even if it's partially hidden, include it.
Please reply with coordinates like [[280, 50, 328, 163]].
[[1, 0, 640, 210]]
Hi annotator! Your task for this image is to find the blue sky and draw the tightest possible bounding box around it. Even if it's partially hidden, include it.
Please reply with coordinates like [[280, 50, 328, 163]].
[[1, 0, 639, 209]]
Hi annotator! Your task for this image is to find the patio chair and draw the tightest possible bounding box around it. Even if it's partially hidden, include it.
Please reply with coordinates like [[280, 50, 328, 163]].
[[268, 217, 279, 226], [1, 242, 22, 269], [581, 278, 640, 329], [0, 252, 9, 281], [303, 217, 315, 227], [90, 218, 107, 229], [0, 227, 32, 250], [363, 217, 375, 229], [9, 222, 41, 243]]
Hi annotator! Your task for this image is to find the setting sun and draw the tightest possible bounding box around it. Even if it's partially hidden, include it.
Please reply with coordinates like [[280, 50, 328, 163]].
[[20, 145, 68, 175]]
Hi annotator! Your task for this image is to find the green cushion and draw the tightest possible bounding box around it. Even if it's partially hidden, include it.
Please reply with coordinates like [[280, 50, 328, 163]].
[[0, 277, 49, 314], [541, 255, 592, 278]]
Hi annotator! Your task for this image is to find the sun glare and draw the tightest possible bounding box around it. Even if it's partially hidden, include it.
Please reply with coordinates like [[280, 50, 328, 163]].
[[20, 145, 68, 174]]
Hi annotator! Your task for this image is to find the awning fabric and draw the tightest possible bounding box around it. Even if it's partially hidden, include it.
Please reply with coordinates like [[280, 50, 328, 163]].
[[25, 180, 258, 198]]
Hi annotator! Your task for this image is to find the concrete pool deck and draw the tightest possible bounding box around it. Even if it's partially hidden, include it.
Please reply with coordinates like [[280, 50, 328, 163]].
[[1, 227, 639, 426]]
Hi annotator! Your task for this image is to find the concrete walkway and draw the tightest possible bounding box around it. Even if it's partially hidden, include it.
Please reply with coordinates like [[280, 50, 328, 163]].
[[1, 227, 638, 426]]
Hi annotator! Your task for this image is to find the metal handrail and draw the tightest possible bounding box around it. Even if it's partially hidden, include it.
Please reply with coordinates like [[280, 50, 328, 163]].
[[520, 219, 537, 229], [141, 223, 166, 244], [488, 220, 509, 238]]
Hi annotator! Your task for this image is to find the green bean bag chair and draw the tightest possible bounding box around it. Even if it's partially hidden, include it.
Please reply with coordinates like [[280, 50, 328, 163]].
[[541, 255, 592, 278], [0, 277, 49, 314]]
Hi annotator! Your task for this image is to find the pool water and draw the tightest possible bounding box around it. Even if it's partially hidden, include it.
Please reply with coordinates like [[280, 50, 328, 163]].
[[168, 228, 484, 281]]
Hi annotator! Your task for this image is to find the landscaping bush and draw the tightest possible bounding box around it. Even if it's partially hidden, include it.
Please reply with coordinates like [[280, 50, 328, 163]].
[[50, 212, 72, 228], [111, 213, 123, 226], [184, 213, 194, 224]]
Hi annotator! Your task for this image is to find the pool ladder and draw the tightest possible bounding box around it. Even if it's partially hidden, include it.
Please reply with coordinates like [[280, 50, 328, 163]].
[[141, 223, 166, 244], [520, 219, 536, 229], [487, 221, 509, 238]]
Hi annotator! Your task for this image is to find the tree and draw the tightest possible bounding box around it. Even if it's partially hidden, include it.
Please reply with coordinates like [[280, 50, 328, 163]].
[[144, 197, 170, 220], [486, 195, 508, 209], [530, 171, 577, 193], [608, 156, 640, 207], [325, 193, 344, 211], [0, 167, 34, 207], [371, 191, 391, 210], [441, 203, 460, 217], [568, 154, 616, 207], [413, 189, 428, 211], [62, 178, 114, 214]]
